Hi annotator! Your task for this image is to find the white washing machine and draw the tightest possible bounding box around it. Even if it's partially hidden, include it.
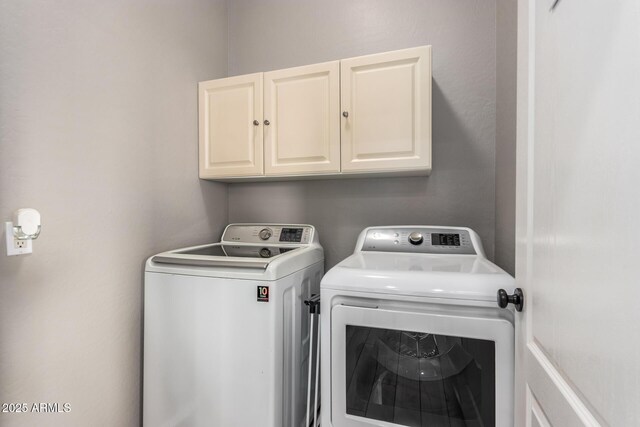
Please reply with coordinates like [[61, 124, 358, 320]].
[[321, 226, 516, 427], [143, 223, 323, 427]]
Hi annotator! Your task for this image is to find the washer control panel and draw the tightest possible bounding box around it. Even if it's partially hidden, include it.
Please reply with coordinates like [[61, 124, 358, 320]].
[[361, 227, 476, 255], [222, 224, 314, 245]]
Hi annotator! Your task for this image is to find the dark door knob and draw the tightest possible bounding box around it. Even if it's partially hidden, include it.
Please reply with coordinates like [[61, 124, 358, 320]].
[[497, 288, 524, 312]]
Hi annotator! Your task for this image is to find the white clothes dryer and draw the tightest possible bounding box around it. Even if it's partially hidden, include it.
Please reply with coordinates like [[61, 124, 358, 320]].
[[321, 226, 516, 427], [143, 224, 323, 427]]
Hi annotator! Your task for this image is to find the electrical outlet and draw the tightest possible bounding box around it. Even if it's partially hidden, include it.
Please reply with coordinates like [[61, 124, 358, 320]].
[[5, 222, 33, 256]]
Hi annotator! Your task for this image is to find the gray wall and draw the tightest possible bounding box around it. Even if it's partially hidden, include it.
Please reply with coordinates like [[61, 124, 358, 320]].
[[495, 0, 517, 275], [227, 0, 502, 268], [0, 1, 228, 425]]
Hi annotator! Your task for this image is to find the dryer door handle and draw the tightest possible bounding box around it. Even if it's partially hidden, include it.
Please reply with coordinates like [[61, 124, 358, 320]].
[[340, 302, 379, 310]]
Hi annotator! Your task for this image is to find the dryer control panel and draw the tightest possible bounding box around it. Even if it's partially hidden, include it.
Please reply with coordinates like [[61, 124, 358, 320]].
[[361, 226, 477, 255], [222, 224, 314, 245]]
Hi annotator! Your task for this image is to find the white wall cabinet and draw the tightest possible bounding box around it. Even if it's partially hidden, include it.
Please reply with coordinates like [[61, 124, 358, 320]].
[[198, 46, 432, 181], [340, 46, 432, 173], [264, 61, 341, 175], [198, 73, 263, 178]]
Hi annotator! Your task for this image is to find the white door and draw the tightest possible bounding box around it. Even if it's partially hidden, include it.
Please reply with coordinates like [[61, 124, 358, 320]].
[[264, 61, 340, 175], [515, 1, 640, 426], [331, 304, 514, 427], [198, 73, 263, 178], [340, 46, 432, 173]]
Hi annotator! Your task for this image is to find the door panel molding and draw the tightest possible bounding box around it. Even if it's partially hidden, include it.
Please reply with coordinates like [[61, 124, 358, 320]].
[[527, 386, 551, 427], [527, 342, 602, 427]]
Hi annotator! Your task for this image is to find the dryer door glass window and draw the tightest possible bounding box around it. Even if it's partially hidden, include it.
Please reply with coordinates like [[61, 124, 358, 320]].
[[346, 325, 495, 426]]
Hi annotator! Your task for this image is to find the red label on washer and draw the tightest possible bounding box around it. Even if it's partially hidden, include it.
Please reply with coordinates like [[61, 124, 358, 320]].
[[257, 286, 269, 302]]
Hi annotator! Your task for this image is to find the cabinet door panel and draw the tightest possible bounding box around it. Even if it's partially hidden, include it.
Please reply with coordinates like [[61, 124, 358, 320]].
[[341, 46, 432, 173], [264, 61, 340, 175], [199, 73, 263, 178]]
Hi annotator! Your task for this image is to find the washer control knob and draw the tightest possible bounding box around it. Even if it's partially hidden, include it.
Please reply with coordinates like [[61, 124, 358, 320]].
[[259, 248, 272, 258], [408, 232, 423, 245], [259, 228, 272, 240]]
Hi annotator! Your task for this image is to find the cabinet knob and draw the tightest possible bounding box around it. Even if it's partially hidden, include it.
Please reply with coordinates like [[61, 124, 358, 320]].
[[253, 120, 259, 126], [342, 111, 349, 118], [264, 119, 270, 126]]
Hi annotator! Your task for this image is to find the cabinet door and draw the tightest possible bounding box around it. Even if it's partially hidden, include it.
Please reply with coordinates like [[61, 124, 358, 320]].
[[264, 61, 340, 175], [198, 73, 263, 178], [341, 46, 432, 173]]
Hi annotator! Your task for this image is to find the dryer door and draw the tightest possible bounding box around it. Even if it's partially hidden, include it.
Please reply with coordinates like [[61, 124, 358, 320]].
[[330, 304, 513, 427]]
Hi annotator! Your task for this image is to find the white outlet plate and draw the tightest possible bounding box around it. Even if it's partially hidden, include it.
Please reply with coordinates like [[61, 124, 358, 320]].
[[5, 222, 32, 256]]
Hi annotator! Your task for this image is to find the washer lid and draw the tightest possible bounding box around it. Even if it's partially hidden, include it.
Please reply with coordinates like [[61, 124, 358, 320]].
[[151, 243, 301, 269], [147, 242, 323, 281], [321, 252, 515, 303]]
